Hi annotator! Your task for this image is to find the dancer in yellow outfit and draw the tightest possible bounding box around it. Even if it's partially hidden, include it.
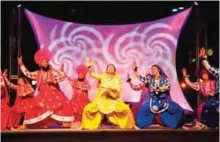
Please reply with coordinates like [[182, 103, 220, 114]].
[[81, 58, 136, 130]]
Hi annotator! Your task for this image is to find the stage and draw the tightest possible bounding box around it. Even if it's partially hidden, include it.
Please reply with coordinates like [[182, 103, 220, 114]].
[[1, 125, 219, 142]]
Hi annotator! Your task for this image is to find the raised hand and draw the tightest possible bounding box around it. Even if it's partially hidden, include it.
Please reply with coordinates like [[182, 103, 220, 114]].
[[182, 68, 187, 77], [85, 57, 93, 68], [199, 47, 206, 58], [127, 73, 130, 80], [17, 56, 23, 65], [132, 60, 137, 71], [2, 69, 8, 77]]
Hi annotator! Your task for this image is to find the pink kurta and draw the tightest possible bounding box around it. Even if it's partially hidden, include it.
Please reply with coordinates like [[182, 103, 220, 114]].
[[185, 78, 216, 121]]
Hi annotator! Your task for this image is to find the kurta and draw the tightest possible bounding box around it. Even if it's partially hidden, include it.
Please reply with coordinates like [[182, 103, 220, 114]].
[[185, 78, 218, 128], [136, 75, 184, 129], [4, 77, 37, 128], [20, 65, 74, 126], [68, 78, 90, 122], [128, 82, 148, 120], [81, 72, 135, 130], [1, 77, 10, 130]]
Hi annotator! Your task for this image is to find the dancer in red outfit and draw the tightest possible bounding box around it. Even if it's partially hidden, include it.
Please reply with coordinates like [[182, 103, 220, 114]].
[[0, 70, 10, 130], [66, 64, 90, 125], [17, 48, 74, 129], [2, 69, 38, 129]]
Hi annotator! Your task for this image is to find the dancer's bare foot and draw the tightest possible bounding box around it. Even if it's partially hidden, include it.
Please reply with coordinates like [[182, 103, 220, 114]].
[[70, 122, 81, 129], [182, 125, 190, 130], [62, 122, 71, 128], [15, 125, 27, 130], [195, 121, 208, 130], [133, 125, 140, 130]]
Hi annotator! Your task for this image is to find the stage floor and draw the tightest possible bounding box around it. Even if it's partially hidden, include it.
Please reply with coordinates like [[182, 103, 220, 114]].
[[1, 125, 219, 142]]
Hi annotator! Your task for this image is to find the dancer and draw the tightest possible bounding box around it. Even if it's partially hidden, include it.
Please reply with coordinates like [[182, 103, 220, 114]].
[[127, 73, 149, 120], [17, 48, 74, 129], [2, 69, 37, 129], [66, 64, 90, 127], [198, 47, 219, 128], [133, 61, 184, 129], [81, 58, 136, 130], [199, 48, 219, 93], [182, 68, 218, 128], [0, 70, 10, 130]]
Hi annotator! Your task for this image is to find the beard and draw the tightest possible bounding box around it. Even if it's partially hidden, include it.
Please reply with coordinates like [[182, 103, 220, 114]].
[[41, 64, 50, 71], [78, 77, 84, 81]]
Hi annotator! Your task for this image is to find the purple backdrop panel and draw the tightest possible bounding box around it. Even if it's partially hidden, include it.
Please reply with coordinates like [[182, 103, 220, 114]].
[[25, 8, 192, 111]]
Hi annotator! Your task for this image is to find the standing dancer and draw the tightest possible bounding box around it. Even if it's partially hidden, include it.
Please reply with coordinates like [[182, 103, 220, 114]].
[[0, 70, 10, 130], [134, 62, 184, 129], [81, 58, 136, 130], [2, 69, 36, 129], [66, 64, 90, 127], [17, 48, 74, 129], [182, 68, 218, 128]]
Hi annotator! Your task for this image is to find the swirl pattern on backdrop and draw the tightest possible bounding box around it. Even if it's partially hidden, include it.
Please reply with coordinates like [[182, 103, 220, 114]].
[[25, 8, 193, 111]]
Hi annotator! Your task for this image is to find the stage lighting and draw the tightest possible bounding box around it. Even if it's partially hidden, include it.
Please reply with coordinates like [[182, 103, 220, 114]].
[[32, 80, 36, 85], [17, 4, 22, 8], [181, 83, 186, 88], [207, 49, 213, 56], [194, 1, 198, 6], [172, 8, 178, 12], [178, 7, 184, 10]]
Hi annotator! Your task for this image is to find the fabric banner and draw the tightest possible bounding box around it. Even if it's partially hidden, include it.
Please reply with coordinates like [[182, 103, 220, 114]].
[[25, 8, 192, 111]]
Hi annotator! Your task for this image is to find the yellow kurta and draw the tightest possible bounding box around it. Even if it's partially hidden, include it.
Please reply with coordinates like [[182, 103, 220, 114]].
[[81, 72, 135, 130]]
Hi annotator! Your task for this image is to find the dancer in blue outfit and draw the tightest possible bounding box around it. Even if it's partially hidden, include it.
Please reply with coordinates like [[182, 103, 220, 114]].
[[133, 62, 184, 129]]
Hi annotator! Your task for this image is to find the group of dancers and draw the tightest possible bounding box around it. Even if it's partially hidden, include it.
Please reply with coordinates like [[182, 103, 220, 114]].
[[0, 47, 219, 130]]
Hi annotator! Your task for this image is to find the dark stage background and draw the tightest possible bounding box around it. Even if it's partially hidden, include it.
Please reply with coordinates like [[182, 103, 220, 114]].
[[1, 1, 219, 111]]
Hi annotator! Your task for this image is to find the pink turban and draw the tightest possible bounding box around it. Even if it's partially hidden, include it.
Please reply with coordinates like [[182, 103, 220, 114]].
[[76, 64, 88, 77], [34, 48, 52, 65]]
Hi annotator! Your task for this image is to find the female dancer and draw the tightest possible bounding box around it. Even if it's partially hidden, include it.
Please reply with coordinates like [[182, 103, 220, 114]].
[[134, 62, 184, 129], [1, 70, 10, 130], [81, 58, 136, 130], [2, 69, 36, 129], [182, 68, 218, 128], [126, 73, 149, 120]]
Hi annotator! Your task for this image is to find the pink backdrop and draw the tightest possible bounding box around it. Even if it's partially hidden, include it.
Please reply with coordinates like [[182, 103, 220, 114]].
[[25, 8, 193, 111]]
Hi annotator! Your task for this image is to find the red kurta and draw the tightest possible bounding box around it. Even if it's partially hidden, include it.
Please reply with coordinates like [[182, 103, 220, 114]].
[[20, 65, 74, 126], [1, 81, 10, 130], [69, 78, 90, 122], [3, 77, 42, 128]]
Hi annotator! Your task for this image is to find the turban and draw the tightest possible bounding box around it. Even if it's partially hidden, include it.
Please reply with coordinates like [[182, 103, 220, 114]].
[[34, 48, 52, 65], [76, 64, 88, 77]]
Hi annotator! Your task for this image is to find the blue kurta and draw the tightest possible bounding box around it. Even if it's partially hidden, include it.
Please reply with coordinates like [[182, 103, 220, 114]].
[[136, 75, 184, 129]]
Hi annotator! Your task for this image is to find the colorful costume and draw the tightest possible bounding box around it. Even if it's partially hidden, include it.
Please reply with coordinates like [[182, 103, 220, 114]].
[[202, 59, 219, 93], [0, 72, 10, 130], [67, 65, 90, 122], [128, 81, 148, 120], [136, 67, 184, 129], [3, 77, 37, 128], [200, 58, 219, 128], [185, 77, 218, 128], [19, 49, 74, 126], [81, 72, 135, 130]]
